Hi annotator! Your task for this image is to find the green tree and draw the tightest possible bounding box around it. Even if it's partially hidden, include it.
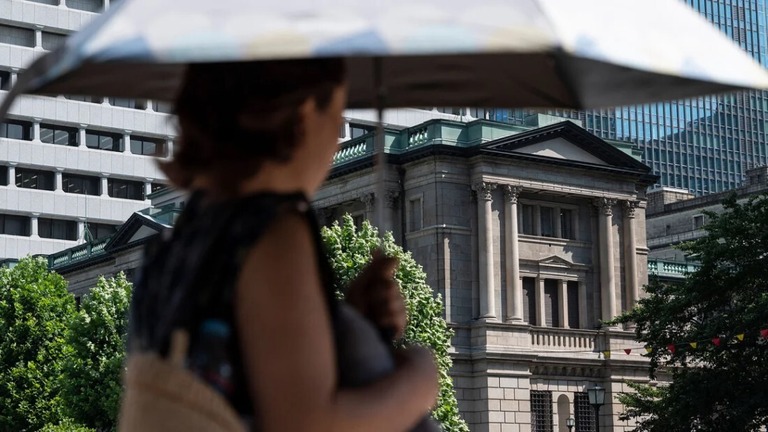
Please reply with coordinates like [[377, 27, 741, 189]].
[[0, 257, 74, 431], [62, 273, 132, 432], [322, 214, 470, 432], [611, 193, 768, 431]]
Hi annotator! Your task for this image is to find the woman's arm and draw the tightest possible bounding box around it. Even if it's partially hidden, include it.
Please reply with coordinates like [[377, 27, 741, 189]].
[[235, 213, 438, 432]]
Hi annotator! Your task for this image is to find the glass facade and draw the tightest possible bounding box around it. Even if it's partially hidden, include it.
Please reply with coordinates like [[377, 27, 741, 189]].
[[484, 0, 768, 195]]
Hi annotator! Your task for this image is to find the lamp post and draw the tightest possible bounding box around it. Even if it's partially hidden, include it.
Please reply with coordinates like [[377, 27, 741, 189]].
[[587, 385, 606, 432], [566, 416, 575, 432]]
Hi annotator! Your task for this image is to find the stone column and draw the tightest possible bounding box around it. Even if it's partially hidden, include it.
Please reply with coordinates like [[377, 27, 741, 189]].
[[578, 280, 588, 329], [123, 131, 132, 154], [503, 185, 523, 322], [10, 69, 19, 87], [30, 214, 40, 239], [7, 164, 17, 189], [554, 207, 562, 238], [624, 201, 640, 309], [360, 192, 375, 222], [474, 181, 497, 320], [595, 198, 618, 323], [146, 100, 154, 112], [78, 125, 87, 147], [100, 175, 109, 197], [32, 119, 41, 142], [533, 205, 541, 236], [383, 190, 399, 234], [559, 279, 569, 328], [536, 277, 546, 326], [103, 0, 110, 9], [59, 0, 66, 7], [54, 168, 63, 191]]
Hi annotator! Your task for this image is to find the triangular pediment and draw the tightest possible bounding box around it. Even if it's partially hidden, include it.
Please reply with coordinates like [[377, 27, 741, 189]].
[[538, 255, 573, 268], [514, 137, 607, 165], [106, 210, 172, 251], [481, 121, 650, 173]]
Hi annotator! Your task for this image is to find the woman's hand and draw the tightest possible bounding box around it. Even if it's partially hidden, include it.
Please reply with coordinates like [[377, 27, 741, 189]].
[[346, 249, 407, 341]]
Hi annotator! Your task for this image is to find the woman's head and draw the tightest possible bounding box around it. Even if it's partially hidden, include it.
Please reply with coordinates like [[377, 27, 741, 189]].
[[162, 58, 347, 196]]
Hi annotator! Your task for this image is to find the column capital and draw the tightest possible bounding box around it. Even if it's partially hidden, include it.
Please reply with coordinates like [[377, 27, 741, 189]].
[[593, 197, 617, 216], [55, 167, 65, 172], [384, 190, 400, 209], [473, 181, 496, 201], [503, 185, 523, 204], [623, 200, 640, 218], [359, 192, 375, 211]]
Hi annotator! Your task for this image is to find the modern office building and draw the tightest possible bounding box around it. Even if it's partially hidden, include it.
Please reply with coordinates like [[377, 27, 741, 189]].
[[0, 0, 475, 262], [480, 0, 768, 196]]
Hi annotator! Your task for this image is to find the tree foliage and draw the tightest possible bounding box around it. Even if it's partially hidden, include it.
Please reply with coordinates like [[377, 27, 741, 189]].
[[0, 257, 74, 431], [62, 273, 132, 431], [611, 194, 768, 431], [322, 214, 470, 432]]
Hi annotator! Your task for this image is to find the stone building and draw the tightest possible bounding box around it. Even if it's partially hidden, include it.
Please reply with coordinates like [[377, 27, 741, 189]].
[[48, 117, 661, 432], [646, 165, 768, 264]]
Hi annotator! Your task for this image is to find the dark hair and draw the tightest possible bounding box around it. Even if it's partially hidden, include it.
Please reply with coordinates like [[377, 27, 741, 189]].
[[161, 58, 346, 193]]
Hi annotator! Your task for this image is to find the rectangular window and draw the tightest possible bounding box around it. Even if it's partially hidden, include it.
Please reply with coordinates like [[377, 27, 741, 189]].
[[130, 136, 166, 156], [84, 222, 118, 241], [107, 178, 144, 200], [154, 101, 173, 113], [560, 209, 574, 239], [64, 0, 102, 12], [574, 392, 596, 432], [15, 168, 55, 191], [521, 204, 535, 235], [523, 277, 537, 325], [150, 183, 166, 194], [38, 218, 77, 240], [531, 390, 554, 432], [567, 281, 580, 329], [86, 130, 123, 152], [540, 207, 555, 237], [0, 120, 32, 140], [62, 174, 99, 195], [543, 279, 560, 327], [0, 214, 30, 236], [692, 214, 705, 230], [40, 123, 78, 146], [66, 95, 101, 104], [408, 197, 423, 232], [349, 123, 373, 139], [41, 32, 67, 51], [0, 24, 35, 48], [0, 166, 7, 186], [0, 70, 10, 91]]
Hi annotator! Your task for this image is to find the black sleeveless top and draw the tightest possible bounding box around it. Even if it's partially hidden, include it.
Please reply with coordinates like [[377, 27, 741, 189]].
[[128, 191, 339, 424]]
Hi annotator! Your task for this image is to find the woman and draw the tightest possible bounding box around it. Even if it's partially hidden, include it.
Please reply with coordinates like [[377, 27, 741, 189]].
[[127, 58, 439, 432]]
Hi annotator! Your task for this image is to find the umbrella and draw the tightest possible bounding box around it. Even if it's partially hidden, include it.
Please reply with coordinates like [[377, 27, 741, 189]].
[[2, 0, 767, 223]]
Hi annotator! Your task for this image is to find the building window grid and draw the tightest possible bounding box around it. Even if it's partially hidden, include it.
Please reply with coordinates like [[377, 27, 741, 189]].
[[40, 123, 78, 146], [531, 390, 554, 432], [1, 120, 32, 141], [130, 136, 166, 156], [574, 392, 596, 432], [62, 174, 100, 196], [85, 130, 123, 152], [15, 168, 55, 191], [0, 214, 30, 237], [107, 178, 144, 201], [38, 218, 77, 241]]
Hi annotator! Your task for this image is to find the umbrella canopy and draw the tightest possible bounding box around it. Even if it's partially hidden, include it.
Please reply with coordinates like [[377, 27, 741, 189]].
[[2, 0, 768, 119]]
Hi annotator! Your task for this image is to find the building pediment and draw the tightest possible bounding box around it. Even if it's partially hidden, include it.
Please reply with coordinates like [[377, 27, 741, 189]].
[[480, 121, 650, 173], [538, 255, 574, 269]]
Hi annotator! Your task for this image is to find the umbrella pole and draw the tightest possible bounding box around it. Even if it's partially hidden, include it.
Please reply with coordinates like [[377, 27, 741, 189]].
[[373, 57, 386, 240]]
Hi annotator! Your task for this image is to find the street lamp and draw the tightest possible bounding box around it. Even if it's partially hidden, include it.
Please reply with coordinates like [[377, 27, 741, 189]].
[[566, 416, 575, 432], [587, 385, 606, 432]]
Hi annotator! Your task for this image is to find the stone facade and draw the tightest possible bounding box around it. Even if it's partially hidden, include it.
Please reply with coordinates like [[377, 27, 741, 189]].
[[50, 118, 660, 431], [315, 120, 657, 431]]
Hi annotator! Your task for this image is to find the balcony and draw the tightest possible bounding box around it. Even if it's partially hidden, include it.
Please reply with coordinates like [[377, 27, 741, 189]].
[[48, 234, 109, 269], [647, 259, 701, 279], [530, 327, 596, 351]]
